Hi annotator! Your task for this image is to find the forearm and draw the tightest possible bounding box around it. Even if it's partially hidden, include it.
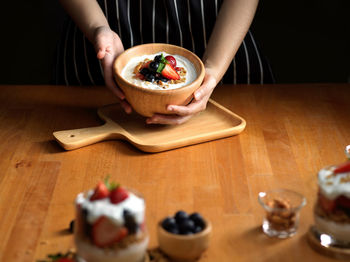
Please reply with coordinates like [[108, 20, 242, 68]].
[[59, 0, 109, 42], [203, 0, 259, 82]]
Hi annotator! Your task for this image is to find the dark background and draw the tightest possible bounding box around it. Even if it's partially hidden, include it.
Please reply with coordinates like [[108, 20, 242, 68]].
[[1, 0, 349, 84]]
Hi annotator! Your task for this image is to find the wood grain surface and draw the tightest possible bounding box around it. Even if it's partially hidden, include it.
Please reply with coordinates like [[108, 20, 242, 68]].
[[0, 84, 350, 262]]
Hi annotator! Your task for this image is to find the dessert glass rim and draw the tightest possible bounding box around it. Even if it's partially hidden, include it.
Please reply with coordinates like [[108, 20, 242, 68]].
[[114, 43, 204, 94], [258, 188, 307, 213]]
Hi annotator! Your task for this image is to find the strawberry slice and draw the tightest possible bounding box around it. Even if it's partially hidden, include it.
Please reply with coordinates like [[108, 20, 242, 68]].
[[334, 161, 350, 174], [92, 216, 128, 247], [336, 195, 350, 209], [318, 193, 336, 212], [90, 182, 110, 201], [161, 64, 180, 80], [110, 186, 129, 204], [165, 55, 177, 68]]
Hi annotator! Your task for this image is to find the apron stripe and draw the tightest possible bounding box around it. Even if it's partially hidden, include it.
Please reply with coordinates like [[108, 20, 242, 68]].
[[187, 0, 195, 52], [152, 0, 156, 43], [127, 0, 134, 47], [249, 31, 263, 84], [233, 58, 237, 85], [116, 0, 122, 38], [73, 26, 82, 85], [164, 0, 169, 44], [83, 36, 96, 85], [173, 0, 183, 47], [242, 39, 250, 84], [139, 0, 143, 44], [104, 0, 109, 21], [63, 20, 71, 85], [200, 0, 207, 49]]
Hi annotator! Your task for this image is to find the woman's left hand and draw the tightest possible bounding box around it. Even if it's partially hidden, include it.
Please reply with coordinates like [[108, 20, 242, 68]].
[[146, 70, 217, 125]]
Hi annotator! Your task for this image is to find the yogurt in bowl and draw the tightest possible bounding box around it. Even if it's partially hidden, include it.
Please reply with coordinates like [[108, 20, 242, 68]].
[[113, 43, 205, 117], [121, 52, 197, 90]]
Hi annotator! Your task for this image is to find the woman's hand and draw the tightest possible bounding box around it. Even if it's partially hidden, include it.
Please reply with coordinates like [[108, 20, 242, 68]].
[[146, 70, 217, 125], [94, 26, 132, 113]]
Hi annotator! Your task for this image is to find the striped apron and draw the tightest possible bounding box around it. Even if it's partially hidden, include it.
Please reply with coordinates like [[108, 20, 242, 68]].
[[54, 0, 274, 86]]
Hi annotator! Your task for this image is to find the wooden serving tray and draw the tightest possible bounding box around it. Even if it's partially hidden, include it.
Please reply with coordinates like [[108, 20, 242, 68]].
[[53, 99, 246, 153]]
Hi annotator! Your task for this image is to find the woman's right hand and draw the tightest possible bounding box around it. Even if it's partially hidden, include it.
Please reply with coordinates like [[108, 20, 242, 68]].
[[93, 26, 132, 114]]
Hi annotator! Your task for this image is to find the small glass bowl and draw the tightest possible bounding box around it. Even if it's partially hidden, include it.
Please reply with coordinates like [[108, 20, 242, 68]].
[[258, 188, 306, 238]]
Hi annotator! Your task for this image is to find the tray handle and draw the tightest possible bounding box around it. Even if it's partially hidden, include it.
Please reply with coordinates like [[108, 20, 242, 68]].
[[53, 123, 122, 150]]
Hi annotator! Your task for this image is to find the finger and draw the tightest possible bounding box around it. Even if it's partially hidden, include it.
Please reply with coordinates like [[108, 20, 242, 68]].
[[194, 75, 216, 100], [101, 55, 126, 100], [120, 100, 132, 114], [167, 95, 209, 116], [146, 114, 192, 125]]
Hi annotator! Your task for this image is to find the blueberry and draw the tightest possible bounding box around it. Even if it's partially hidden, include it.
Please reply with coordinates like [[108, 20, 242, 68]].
[[179, 219, 195, 234], [189, 212, 205, 228], [140, 68, 150, 75], [124, 209, 138, 234], [167, 226, 180, 234], [175, 211, 188, 224], [146, 74, 155, 82], [193, 226, 203, 233], [160, 77, 168, 82], [149, 61, 159, 72], [154, 55, 162, 62], [162, 217, 177, 231]]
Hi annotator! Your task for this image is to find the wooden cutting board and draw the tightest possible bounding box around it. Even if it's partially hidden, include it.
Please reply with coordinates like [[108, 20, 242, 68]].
[[53, 99, 246, 153]]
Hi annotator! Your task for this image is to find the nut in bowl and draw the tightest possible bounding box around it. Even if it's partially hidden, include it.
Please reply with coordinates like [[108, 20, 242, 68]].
[[157, 211, 212, 262], [113, 43, 205, 117]]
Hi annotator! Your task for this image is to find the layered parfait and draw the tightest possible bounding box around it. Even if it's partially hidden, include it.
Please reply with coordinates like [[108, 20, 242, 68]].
[[121, 52, 197, 90], [74, 179, 148, 262], [314, 161, 350, 244]]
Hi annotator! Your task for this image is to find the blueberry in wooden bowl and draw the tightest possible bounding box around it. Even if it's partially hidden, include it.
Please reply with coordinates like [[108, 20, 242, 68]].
[[157, 210, 212, 261]]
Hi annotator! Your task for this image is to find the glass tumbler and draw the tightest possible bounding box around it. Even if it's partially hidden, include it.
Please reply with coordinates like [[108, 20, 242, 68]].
[[258, 188, 306, 238]]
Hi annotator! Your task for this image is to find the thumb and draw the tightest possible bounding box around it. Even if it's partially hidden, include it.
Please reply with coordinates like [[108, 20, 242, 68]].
[[194, 74, 216, 100], [95, 34, 109, 60], [96, 47, 106, 60]]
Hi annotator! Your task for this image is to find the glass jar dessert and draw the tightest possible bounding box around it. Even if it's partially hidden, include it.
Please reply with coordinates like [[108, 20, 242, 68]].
[[314, 161, 350, 245], [74, 180, 148, 262]]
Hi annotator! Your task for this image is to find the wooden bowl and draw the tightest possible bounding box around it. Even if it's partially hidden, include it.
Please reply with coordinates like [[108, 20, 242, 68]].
[[157, 219, 212, 261], [113, 43, 205, 117]]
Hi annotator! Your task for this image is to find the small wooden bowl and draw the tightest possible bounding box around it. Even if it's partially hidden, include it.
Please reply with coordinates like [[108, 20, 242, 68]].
[[113, 43, 205, 117], [157, 219, 212, 261]]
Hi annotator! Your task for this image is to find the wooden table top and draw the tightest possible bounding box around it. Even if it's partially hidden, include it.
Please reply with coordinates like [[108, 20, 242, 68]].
[[1, 84, 350, 262]]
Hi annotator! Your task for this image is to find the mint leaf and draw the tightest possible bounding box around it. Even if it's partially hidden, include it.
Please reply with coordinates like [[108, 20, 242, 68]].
[[157, 63, 165, 73], [104, 176, 119, 191], [160, 54, 168, 64]]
